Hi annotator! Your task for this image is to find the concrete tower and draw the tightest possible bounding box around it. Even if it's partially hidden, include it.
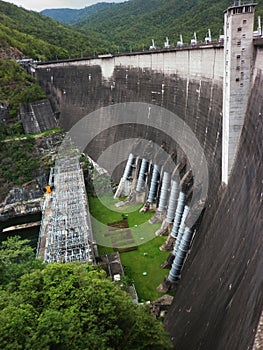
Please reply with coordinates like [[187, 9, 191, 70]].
[[222, 2, 256, 184]]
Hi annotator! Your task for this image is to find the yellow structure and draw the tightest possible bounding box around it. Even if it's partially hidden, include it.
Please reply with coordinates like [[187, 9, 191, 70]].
[[45, 185, 52, 193]]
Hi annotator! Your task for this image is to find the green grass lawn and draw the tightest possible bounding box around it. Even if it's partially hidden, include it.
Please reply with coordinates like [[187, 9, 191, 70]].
[[88, 194, 170, 301], [120, 237, 169, 301]]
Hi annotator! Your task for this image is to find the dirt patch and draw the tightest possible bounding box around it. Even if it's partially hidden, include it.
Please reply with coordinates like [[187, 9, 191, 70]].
[[108, 218, 129, 229], [107, 218, 137, 252]]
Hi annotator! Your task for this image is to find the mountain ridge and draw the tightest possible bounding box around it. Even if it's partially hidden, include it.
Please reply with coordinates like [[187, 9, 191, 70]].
[[41, 0, 263, 52], [1, 0, 263, 61], [41, 3, 114, 25]]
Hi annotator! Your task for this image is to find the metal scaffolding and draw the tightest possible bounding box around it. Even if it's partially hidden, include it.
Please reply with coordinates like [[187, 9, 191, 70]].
[[37, 136, 96, 264]]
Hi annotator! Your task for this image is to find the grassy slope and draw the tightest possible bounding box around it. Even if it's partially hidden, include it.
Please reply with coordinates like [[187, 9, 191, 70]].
[[88, 195, 169, 301], [120, 236, 169, 301]]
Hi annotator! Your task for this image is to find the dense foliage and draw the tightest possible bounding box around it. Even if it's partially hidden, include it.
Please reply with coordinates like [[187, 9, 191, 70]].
[[0, 136, 40, 200], [52, 0, 263, 52], [0, 129, 63, 202], [0, 0, 112, 61], [1, 0, 263, 59], [0, 237, 172, 350], [0, 59, 46, 116]]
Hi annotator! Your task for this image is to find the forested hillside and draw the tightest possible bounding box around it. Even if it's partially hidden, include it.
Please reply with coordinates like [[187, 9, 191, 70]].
[[44, 0, 263, 52], [41, 3, 113, 25], [0, 0, 113, 61], [0, 60, 45, 116], [1, 0, 263, 60], [1, 0, 262, 117], [0, 0, 117, 124]]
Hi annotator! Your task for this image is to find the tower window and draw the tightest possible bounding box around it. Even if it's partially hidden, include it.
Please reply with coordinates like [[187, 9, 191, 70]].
[[236, 78, 240, 82], [236, 66, 240, 71], [237, 27, 242, 32], [243, 19, 247, 24], [237, 40, 241, 46], [242, 34, 246, 38], [233, 8, 242, 14], [237, 54, 241, 59], [245, 6, 252, 13]]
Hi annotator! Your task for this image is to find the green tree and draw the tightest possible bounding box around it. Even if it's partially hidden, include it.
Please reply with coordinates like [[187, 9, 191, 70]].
[[0, 235, 34, 264], [0, 238, 172, 350], [0, 236, 43, 288], [0, 58, 46, 117]]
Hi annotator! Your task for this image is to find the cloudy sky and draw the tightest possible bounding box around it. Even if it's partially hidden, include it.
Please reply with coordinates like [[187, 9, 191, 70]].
[[2, 0, 126, 12]]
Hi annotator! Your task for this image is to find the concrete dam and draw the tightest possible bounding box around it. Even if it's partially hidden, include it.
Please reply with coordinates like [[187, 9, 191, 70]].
[[35, 3, 263, 349]]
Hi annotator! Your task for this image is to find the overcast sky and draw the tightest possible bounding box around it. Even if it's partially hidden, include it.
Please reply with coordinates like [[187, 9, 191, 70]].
[[2, 0, 127, 12]]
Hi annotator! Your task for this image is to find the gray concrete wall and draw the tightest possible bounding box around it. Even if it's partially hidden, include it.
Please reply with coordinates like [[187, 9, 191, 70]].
[[20, 99, 57, 134], [36, 45, 224, 198], [36, 43, 262, 349], [39, 45, 224, 82], [165, 53, 263, 350]]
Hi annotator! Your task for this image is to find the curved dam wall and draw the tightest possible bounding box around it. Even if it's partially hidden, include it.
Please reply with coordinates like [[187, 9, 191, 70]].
[[37, 45, 224, 197], [165, 45, 263, 350], [36, 43, 262, 349]]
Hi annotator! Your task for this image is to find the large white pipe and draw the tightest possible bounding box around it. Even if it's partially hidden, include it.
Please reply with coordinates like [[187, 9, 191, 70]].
[[136, 158, 149, 192], [172, 205, 190, 253], [166, 180, 179, 223], [171, 194, 187, 239], [157, 171, 171, 212], [168, 226, 193, 282], [123, 153, 135, 180], [147, 164, 160, 203], [114, 153, 135, 198]]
